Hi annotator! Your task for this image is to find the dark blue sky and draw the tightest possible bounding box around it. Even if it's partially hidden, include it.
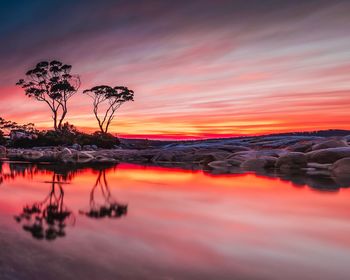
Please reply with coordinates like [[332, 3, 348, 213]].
[[1, 0, 350, 138]]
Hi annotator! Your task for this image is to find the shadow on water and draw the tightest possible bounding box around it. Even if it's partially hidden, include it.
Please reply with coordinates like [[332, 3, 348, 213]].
[[0, 162, 128, 241]]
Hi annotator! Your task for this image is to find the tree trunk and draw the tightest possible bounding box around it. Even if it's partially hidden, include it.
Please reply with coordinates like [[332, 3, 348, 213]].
[[53, 111, 58, 130]]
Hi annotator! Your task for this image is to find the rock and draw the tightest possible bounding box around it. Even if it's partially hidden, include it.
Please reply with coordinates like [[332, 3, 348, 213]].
[[226, 158, 243, 166], [93, 156, 117, 163], [256, 149, 285, 158], [307, 147, 350, 164], [287, 141, 315, 153], [193, 151, 232, 164], [331, 157, 350, 187], [39, 151, 58, 162], [307, 162, 332, 170], [276, 152, 307, 171], [71, 143, 82, 151], [217, 145, 251, 152], [311, 139, 348, 151], [76, 151, 95, 163], [343, 135, 350, 143], [208, 160, 232, 169], [241, 156, 277, 170], [58, 148, 76, 162], [22, 151, 44, 161], [152, 151, 180, 162], [91, 145, 98, 150], [229, 151, 258, 162], [0, 145, 6, 155], [331, 157, 350, 176]]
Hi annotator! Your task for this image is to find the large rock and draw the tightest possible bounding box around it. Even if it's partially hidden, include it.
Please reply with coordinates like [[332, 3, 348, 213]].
[[311, 139, 348, 151], [331, 157, 350, 176], [241, 156, 277, 171], [307, 147, 350, 164], [276, 152, 307, 170], [331, 157, 350, 187]]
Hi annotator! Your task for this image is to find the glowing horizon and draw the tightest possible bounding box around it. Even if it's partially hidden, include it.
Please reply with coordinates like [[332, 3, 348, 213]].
[[1, 1, 350, 139]]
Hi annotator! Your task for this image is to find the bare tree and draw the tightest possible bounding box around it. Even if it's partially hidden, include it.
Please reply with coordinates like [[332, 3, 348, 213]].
[[16, 60, 80, 130], [83, 85, 134, 133]]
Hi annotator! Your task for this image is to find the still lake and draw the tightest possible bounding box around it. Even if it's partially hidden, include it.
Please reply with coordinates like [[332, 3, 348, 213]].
[[0, 161, 349, 280]]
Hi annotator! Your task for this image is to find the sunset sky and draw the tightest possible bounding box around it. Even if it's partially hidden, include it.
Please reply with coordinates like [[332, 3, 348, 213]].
[[1, 0, 350, 139]]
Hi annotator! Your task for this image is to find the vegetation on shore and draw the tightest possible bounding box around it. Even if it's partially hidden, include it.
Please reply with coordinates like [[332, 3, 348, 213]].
[[7, 59, 134, 147]]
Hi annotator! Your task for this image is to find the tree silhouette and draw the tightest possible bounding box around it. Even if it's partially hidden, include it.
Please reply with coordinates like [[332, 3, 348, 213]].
[[16, 60, 80, 130], [83, 85, 134, 133], [79, 170, 127, 219], [0, 117, 36, 134], [14, 174, 74, 240]]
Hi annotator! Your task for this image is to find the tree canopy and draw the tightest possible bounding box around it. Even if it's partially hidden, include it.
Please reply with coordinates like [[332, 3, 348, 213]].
[[83, 85, 134, 133], [16, 60, 80, 130]]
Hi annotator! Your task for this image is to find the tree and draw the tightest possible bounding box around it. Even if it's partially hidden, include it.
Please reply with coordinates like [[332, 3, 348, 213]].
[[16, 60, 80, 130], [83, 85, 134, 133]]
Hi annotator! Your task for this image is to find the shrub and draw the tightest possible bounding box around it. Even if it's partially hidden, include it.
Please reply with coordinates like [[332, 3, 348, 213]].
[[10, 126, 120, 149]]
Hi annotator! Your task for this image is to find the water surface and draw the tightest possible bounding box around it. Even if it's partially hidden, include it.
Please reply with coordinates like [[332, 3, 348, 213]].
[[0, 162, 349, 280]]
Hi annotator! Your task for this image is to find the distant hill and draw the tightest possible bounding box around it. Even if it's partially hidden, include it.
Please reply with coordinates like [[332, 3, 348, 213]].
[[119, 129, 350, 149], [264, 129, 350, 137]]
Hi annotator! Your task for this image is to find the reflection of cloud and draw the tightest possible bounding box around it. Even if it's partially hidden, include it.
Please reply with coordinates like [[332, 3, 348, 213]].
[[1, 1, 350, 138]]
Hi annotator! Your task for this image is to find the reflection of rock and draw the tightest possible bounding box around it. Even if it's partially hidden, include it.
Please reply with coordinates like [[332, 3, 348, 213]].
[[276, 152, 307, 171], [307, 147, 350, 164], [311, 139, 348, 151]]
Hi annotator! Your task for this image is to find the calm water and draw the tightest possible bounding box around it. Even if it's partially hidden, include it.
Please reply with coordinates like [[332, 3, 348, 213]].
[[0, 162, 349, 280]]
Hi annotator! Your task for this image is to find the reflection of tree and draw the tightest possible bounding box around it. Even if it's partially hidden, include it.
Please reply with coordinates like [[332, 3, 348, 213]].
[[14, 174, 74, 241], [80, 170, 127, 219], [0, 163, 39, 185]]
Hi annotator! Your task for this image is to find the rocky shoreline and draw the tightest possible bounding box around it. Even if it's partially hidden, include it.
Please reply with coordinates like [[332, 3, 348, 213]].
[[1, 134, 350, 188]]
